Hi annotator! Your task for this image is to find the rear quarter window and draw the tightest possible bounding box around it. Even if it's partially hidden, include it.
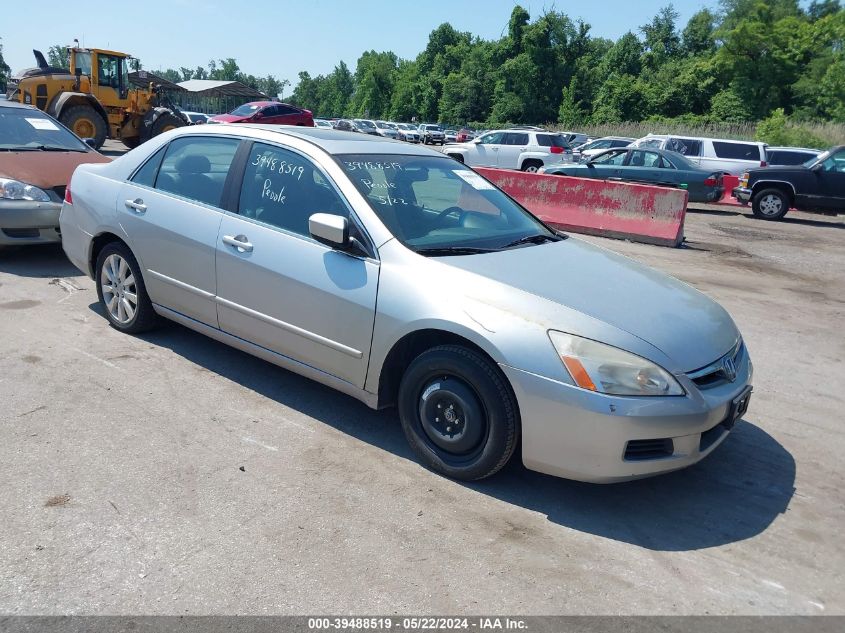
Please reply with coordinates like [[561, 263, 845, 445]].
[[666, 138, 702, 156], [712, 141, 762, 161], [768, 150, 815, 165]]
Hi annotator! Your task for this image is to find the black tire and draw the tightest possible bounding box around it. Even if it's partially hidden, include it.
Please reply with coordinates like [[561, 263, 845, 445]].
[[60, 105, 107, 149], [95, 242, 158, 334], [752, 187, 790, 220], [150, 111, 186, 138], [398, 345, 519, 481], [122, 136, 141, 150], [447, 153, 464, 163], [521, 160, 543, 173]]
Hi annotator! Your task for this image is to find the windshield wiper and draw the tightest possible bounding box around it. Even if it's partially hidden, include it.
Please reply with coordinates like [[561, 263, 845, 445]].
[[33, 145, 85, 152], [503, 233, 563, 249], [415, 246, 498, 256]]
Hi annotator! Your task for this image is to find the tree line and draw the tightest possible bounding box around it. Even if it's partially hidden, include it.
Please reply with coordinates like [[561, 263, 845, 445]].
[[3, 0, 843, 132]]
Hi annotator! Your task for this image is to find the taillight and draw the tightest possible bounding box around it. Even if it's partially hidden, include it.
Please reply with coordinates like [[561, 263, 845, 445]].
[[703, 177, 718, 187], [550, 146, 564, 154], [64, 183, 73, 204]]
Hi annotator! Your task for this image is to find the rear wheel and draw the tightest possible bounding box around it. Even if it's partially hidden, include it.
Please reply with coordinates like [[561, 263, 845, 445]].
[[521, 159, 543, 173], [398, 345, 519, 481], [60, 105, 107, 149], [150, 112, 185, 138], [752, 188, 790, 220], [95, 242, 158, 334], [122, 136, 141, 149]]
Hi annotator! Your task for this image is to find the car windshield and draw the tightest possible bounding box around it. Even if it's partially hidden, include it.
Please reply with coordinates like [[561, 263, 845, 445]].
[[230, 104, 260, 116], [336, 154, 559, 255], [0, 108, 89, 151], [426, 125, 442, 131]]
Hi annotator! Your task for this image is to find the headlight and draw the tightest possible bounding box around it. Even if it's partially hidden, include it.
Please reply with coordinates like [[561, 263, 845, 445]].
[[549, 331, 684, 397], [0, 178, 51, 202]]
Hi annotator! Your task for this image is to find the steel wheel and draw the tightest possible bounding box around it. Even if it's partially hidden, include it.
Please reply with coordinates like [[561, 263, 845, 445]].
[[752, 188, 789, 220], [100, 254, 137, 324], [418, 375, 487, 458]]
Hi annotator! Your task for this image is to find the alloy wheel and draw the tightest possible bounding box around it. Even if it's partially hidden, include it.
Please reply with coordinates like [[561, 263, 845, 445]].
[[100, 254, 138, 324]]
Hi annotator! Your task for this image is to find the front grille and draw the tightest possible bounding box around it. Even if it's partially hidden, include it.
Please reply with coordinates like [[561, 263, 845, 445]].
[[624, 438, 674, 461], [687, 339, 744, 389]]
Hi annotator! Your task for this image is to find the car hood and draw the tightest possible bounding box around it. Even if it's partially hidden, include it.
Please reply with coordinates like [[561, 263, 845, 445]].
[[749, 165, 809, 177], [445, 239, 739, 372], [0, 151, 110, 189], [209, 113, 250, 123]]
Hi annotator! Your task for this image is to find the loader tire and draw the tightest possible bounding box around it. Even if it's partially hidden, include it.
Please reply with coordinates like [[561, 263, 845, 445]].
[[150, 112, 185, 138], [60, 105, 108, 149]]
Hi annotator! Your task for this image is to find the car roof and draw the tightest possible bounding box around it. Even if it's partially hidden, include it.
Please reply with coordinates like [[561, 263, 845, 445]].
[[0, 100, 41, 111], [642, 133, 766, 146], [594, 136, 635, 141], [174, 123, 441, 156], [767, 146, 821, 152]]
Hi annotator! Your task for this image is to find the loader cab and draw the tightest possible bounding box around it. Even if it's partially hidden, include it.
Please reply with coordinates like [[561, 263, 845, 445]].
[[70, 48, 130, 102]]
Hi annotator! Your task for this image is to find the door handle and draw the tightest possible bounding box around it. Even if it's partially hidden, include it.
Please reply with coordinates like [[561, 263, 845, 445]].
[[125, 198, 146, 213], [222, 234, 253, 253]]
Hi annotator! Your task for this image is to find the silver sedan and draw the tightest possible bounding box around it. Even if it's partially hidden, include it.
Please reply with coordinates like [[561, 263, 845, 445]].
[[60, 125, 753, 482]]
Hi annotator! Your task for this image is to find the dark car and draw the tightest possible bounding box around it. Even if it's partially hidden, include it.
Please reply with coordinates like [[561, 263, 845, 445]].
[[334, 119, 355, 132], [352, 119, 380, 135], [732, 146, 845, 220], [541, 147, 724, 203], [0, 101, 110, 249], [765, 146, 822, 166], [209, 101, 314, 127]]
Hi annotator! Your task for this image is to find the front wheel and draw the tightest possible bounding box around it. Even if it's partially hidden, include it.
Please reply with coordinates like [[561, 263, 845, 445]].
[[95, 242, 158, 334], [150, 112, 186, 138], [60, 105, 108, 149], [752, 188, 790, 220], [398, 345, 519, 480], [521, 160, 543, 173]]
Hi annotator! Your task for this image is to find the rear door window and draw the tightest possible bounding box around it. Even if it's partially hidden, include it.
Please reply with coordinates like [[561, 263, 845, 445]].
[[154, 136, 241, 208], [768, 150, 814, 165], [503, 133, 529, 145], [712, 141, 761, 161], [666, 138, 702, 157]]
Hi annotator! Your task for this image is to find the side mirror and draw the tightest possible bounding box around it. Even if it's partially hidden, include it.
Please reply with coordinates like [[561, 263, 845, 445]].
[[83, 138, 97, 149], [309, 213, 349, 248], [811, 163, 824, 173]]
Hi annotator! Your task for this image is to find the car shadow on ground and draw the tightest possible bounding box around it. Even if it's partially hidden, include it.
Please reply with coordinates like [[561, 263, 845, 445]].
[[0, 244, 82, 279], [98, 309, 795, 553]]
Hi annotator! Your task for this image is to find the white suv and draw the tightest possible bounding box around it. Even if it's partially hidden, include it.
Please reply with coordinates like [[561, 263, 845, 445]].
[[444, 129, 574, 171], [631, 134, 768, 175]]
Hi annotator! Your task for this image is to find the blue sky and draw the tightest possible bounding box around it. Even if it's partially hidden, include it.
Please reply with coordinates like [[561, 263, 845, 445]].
[[2, 0, 722, 94]]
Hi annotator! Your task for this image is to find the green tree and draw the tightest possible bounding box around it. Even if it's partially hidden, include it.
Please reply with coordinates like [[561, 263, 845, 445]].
[[0, 38, 10, 92], [558, 79, 585, 125], [47, 45, 69, 69], [641, 5, 681, 68], [710, 87, 753, 121], [682, 9, 717, 55]]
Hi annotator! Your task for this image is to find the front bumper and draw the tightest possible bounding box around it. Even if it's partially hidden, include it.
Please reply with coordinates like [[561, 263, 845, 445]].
[[500, 352, 753, 483], [733, 187, 752, 203], [0, 200, 62, 245]]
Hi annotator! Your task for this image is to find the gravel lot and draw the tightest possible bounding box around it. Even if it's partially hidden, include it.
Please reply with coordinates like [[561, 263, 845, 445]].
[[0, 194, 843, 614]]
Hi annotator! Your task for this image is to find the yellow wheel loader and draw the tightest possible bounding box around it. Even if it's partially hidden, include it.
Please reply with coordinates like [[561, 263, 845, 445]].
[[8, 47, 188, 149]]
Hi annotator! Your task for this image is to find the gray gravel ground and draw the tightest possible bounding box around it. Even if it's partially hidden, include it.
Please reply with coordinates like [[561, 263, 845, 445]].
[[0, 201, 843, 615]]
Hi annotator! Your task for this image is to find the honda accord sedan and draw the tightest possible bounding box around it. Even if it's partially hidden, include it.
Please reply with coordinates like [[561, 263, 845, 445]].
[[60, 125, 753, 482]]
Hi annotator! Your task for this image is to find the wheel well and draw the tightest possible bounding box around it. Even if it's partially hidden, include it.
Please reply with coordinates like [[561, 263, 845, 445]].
[[89, 232, 128, 278], [57, 94, 109, 127], [752, 182, 794, 203], [522, 158, 543, 169], [376, 329, 503, 409]]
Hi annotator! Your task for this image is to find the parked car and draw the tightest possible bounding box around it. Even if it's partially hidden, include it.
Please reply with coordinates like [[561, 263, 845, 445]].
[[444, 129, 458, 143], [182, 111, 210, 125], [374, 120, 399, 140], [314, 119, 334, 130], [418, 124, 445, 145], [208, 101, 314, 127], [574, 136, 635, 162], [393, 123, 420, 143], [456, 128, 475, 143], [353, 119, 380, 136], [444, 129, 574, 172], [630, 134, 767, 176], [765, 146, 822, 166], [0, 101, 110, 249], [60, 124, 752, 483], [732, 145, 845, 220], [334, 119, 356, 132], [560, 131, 589, 147], [541, 147, 725, 203]]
